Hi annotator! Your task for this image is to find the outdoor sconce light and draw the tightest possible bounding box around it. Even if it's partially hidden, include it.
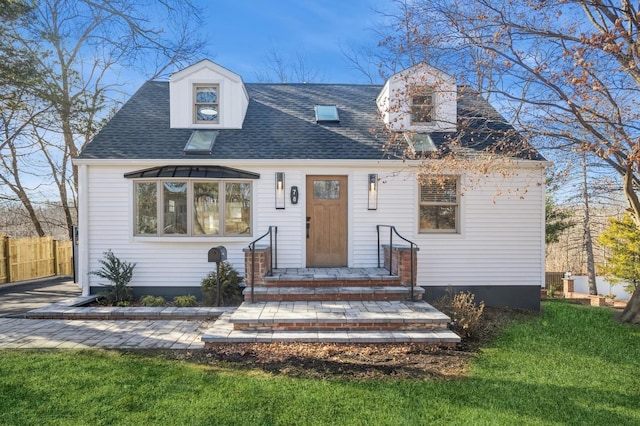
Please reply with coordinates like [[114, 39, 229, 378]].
[[368, 173, 378, 210], [275, 172, 285, 209]]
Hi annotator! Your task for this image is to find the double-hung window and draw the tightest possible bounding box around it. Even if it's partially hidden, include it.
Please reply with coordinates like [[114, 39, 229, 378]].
[[411, 89, 435, 124], [134, 180, 251, 237], [194, 84, 219, 124], [418, 176, 459, 233]]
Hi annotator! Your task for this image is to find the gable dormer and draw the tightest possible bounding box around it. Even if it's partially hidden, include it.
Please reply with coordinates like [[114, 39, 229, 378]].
[[170, 59, 249, 129], [376, 63, 457, 133]]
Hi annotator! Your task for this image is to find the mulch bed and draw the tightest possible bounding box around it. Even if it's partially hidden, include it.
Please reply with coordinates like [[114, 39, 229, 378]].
[[146, 306, 538, 380]]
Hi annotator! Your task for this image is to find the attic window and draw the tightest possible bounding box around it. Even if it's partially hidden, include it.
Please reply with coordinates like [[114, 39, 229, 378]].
[[184, 130, 218, 154], [411, 89, 434, 124], [404, 133, 436, 153], [194, 84, 219, 124], [315, 105, 339, 123]]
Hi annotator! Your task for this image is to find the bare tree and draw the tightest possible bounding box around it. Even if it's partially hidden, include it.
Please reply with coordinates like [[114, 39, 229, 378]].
[[1, 0, 206, 238], [255, 46, 324, 83], [360, 0, 640, 323], [580, 152, 599, 295]]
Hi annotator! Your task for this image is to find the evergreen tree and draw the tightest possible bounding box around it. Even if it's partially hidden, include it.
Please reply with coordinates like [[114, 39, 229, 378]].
[[598, 215, 640, 295]]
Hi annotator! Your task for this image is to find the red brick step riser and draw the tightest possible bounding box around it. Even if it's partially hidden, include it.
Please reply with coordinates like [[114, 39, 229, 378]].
[[261, 278, 402, 288], [244, 293, 423, 302], [233, 322, 448, 332]]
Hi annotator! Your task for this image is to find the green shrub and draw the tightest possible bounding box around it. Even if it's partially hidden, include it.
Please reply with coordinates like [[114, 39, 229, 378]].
[[201, 261, 243, 306], [547, 283, 560, 299], [432, 289, 485, 340], [90, 250, 135, 306], [173, 295, 197, 307], [140, 295, 166, 307]]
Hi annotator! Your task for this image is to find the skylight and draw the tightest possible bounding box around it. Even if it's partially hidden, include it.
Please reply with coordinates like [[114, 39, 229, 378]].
[[404, 133, 437, 153], [184, 130, 218, 154], [314, 105, 340, 123]]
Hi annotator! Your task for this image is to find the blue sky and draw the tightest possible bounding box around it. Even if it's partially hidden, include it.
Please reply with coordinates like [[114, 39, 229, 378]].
[[197, 0, 385, 83]]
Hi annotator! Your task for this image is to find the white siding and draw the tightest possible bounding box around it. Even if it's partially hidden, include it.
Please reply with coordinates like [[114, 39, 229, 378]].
[[412, 171, 545, 288], [82, 162, 544, 291]]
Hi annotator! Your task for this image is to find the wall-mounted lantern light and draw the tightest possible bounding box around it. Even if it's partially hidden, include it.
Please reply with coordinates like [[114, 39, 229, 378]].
[[275, 172, 285, 209], [368, 173, 378, 210]]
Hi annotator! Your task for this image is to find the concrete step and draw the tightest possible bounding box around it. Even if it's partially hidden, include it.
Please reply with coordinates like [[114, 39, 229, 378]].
[[201, 312, 460, 345], [229, 300, 451, 332], [262, 267, 401, 287], [243, 286, 424, 302], [262, 277, 402, 287]]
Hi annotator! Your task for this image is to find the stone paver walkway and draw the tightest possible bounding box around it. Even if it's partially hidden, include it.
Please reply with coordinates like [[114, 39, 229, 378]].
[[0, 318, 212, 349]]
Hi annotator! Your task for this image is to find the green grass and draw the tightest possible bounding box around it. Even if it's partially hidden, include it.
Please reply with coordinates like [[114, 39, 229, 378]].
[[1, 301, 639, 425]]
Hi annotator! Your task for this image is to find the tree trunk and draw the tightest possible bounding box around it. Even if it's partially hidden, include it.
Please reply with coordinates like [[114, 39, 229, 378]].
[[581, 153, 598, 295], [618, 168, 640, 322], [620, 286, 640, 324]]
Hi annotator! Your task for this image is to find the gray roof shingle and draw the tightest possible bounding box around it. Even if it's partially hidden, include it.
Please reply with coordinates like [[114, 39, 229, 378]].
[[79, 81, 544, 161]]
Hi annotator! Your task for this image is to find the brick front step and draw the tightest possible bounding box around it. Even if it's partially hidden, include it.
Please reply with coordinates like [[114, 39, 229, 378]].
[[262, 277, 402, 288], [203, 330, 460, 346], [243, 286, 424, 302], [233, 321, 445, 332], [229, 301, 451, 333], [202, 312, 460, 345]]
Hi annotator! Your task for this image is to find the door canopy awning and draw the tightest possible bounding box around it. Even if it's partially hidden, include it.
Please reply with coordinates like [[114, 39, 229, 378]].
[[124, 165, 260, 179]]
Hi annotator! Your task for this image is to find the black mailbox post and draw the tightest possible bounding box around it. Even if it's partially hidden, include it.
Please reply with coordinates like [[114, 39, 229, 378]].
[[208, 246, 227, 306]]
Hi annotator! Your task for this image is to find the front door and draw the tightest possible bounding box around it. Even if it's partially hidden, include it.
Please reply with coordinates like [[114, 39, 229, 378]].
[[306, 175, 348, 267]]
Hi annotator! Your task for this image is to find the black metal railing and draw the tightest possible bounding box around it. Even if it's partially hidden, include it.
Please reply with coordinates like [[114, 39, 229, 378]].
[[376, 225, 418, 300], [247, 226, 277, 303]]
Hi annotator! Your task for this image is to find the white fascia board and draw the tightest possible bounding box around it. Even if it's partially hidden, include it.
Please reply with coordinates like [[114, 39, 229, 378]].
[[73, 157, 548, 169], [72, 158, 401, 168]]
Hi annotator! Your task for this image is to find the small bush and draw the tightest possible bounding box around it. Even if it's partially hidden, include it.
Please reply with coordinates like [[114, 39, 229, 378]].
[[91, 250, 135, 306], [173, 295, 197, 307], [547, 284, 560, 299], [201, 261, 243, 306], [140, 295, 166, 307], [432, 289, 485, 339]]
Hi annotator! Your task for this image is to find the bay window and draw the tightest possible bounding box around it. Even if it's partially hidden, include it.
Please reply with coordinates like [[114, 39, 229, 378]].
[[134, 180, 251, 237]]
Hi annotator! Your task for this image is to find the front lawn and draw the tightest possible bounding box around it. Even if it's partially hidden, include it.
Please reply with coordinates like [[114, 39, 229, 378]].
[[1, 301, 639, 425]]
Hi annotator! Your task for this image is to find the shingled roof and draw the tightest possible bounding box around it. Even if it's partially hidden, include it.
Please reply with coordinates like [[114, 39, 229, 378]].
[[79, 81, 545, 161]]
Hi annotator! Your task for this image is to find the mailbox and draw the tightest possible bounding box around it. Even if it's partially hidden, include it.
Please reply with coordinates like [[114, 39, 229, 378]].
[[208, 246, 227, 263]]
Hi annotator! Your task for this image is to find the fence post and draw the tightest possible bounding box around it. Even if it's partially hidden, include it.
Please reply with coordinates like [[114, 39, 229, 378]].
[[0, 235, 6, 283], [54, 240, 59, 276], [4, 235, 10, 283]]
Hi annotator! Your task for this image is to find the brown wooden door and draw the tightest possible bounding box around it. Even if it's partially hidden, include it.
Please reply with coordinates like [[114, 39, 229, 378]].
[[306, 175, 348, 267]]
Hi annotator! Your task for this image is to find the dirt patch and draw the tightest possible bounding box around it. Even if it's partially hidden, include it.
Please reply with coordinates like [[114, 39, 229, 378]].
[[147, 306, 537, 380]]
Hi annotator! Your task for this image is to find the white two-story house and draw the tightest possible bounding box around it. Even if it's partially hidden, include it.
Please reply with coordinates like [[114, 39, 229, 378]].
[[74, 59, 546, 310]]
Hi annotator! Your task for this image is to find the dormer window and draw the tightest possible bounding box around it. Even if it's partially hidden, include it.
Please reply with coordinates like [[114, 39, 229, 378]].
[[411, 89, 434, 124], [194, 84, 219, 124]]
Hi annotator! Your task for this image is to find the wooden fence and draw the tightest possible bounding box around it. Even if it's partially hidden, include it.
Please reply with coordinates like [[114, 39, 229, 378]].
[[545, 272, 565, 290], [0, 234, 73, 284]]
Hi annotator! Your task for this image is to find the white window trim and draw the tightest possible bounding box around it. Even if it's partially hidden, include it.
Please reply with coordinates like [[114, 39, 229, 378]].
[[410, 89, 436, 125], [417, 176, 460, 234], [133, 179, 252, 238], [193, 84, 220, 125]]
